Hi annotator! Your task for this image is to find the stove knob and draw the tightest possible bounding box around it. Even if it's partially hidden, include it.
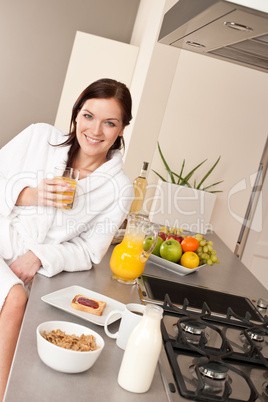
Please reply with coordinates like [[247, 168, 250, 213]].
[[257, 298, 268, 309]]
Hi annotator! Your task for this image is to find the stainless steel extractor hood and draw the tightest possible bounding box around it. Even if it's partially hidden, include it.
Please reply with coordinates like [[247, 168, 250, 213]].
[[158, 0, 268, 72]]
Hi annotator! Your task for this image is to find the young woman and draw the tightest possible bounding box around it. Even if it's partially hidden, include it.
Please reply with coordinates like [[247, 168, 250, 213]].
[[0, 78, 134, 400]]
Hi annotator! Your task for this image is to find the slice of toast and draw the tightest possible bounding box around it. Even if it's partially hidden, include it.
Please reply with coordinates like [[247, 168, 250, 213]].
[[71, 294, 106, 316]]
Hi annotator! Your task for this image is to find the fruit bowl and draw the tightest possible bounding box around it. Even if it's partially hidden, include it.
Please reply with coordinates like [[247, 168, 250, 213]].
[[148, 254, 206, 276]]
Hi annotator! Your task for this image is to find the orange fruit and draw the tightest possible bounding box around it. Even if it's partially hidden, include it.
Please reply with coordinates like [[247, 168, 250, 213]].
[[181, 236, 199, 252], [180, 251, 199, 269]]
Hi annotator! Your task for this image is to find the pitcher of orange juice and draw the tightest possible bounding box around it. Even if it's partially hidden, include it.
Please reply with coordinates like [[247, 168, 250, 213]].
[[110, 214, 159, 284]]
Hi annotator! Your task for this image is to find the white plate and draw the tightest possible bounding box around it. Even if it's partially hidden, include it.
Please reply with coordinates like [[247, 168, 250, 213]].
[[41, 285, 125, 326], [148, 254, 206, 276]]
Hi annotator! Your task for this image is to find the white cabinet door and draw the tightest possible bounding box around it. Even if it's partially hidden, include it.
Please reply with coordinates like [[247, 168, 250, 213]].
[[55, 31, 139, 132]]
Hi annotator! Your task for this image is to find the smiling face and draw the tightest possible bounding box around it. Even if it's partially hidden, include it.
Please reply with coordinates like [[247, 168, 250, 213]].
[[75, 97, 124, 167]]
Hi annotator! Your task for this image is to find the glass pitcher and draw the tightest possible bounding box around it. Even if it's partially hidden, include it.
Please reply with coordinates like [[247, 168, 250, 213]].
[[110, 214, 159, 284]]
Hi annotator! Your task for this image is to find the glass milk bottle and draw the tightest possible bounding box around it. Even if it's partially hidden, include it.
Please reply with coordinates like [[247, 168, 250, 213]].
[[117, 304, 163, 393]]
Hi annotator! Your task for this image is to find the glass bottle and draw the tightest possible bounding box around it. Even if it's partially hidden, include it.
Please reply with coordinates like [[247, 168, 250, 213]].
[[129, 161, 149, 214], [117, 304, 163, 393]]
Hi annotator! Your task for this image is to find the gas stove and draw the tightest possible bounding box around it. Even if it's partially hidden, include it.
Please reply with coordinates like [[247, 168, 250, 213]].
[[137, 275, 268, 402]]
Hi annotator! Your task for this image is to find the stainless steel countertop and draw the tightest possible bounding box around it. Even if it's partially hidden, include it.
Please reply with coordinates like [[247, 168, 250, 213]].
[[4, 232, 268, 401]]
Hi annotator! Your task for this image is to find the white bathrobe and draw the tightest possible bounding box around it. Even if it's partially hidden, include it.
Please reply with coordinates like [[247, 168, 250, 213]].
[[0, 123, 134, 310]]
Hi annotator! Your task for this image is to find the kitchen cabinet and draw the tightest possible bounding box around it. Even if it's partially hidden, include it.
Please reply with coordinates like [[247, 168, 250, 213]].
[[54, 31, 139, 133], [158, 0, 268, 72]]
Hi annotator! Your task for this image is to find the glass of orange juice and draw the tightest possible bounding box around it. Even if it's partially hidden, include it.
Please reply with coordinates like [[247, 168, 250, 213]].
[[110, 214, 159, 284], [54, 166, 79, 209]]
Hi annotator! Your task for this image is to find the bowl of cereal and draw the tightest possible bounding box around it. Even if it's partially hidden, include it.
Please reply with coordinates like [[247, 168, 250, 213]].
[[36, 320, 105, 373]]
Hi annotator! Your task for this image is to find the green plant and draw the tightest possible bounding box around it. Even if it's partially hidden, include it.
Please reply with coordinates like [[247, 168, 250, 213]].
[[152, 142, 223, 193]]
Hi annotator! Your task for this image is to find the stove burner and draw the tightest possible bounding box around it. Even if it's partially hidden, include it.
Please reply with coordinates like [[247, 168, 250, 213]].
[[181, 320, 206, 335], [175, 319, 210, 346], [240, 327, 267, 353], [262, 381, 268, 397], [247, 330, 264, 342], [176, 319, 211, 346], [199, 361, 229, 380], [160, 294, 266, 401], [188, 360, 229, 395]]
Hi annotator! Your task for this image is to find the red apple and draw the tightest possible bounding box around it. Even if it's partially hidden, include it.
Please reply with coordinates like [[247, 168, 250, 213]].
[[167, 234, 183, 243], [158, 231, 168, 241]]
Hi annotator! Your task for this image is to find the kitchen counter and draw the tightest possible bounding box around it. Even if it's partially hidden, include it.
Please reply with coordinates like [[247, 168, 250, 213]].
[[4, 232, 268, 401]]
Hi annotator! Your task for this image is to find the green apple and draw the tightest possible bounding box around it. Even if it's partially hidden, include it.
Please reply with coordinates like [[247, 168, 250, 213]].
[[143, 236, 163, 256], [160, 239, 182, 263], [151, 237, 164, 256]]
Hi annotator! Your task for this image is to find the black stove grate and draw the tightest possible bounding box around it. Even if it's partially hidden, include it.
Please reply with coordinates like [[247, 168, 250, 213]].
[[141, 275, 263, 322], [161, 295, 268, 402], [166, 342, 259, 402]]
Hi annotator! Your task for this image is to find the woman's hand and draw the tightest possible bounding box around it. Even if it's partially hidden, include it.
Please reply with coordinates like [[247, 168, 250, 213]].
[[16, 178, 75, 208], [9, 251, 42, 285]]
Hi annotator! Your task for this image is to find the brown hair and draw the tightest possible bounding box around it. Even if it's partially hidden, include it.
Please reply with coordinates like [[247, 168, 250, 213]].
[[60, 78, 132, 166]]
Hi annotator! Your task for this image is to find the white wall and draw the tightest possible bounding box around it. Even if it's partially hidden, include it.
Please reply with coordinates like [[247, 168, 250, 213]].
[[123, 0, 179, 180], [148, 49, 268, 252], [0, 0, 139, 148], [124, 0, 268, 255], [225, 0, 268, 12], [241, 171, 268, 289]]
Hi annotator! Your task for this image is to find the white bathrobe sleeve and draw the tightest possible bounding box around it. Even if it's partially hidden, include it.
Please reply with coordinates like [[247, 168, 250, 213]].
[[0, 123, 67, 218], [1, 127, 134, 277], [0, 125, 38, 217], [29, 183, 134, 277]]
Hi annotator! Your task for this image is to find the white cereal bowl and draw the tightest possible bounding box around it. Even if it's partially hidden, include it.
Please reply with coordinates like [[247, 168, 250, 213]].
[[36, 321, 105, 373]]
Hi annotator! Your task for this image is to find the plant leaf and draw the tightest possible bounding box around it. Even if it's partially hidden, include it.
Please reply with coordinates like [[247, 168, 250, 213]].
[[183, 159, 207, 183], [157, 142, 176, 184], [172, 172, 183, 180], [203, 180, 224, 191], [177, 159, 185, 185], [196, 156, 221, 190], [172, 171, 192, 187], [152, 170, 167, 182], [153, 144, 222, 192]]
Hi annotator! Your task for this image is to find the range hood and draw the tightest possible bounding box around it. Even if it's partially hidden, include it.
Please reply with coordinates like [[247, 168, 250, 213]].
[[158, 0, 268, 72]]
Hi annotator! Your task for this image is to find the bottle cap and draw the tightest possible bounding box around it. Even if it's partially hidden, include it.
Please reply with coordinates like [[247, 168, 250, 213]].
[[142, 162, 149, 170], [144, 304, 163, 318]]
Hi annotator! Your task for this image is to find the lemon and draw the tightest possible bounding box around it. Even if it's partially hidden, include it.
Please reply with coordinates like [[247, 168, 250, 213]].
[[180, 251, 199, 269]]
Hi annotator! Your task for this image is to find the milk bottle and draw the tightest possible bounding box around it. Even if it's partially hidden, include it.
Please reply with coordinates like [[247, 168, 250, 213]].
[[117, 304, 163, 393]]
